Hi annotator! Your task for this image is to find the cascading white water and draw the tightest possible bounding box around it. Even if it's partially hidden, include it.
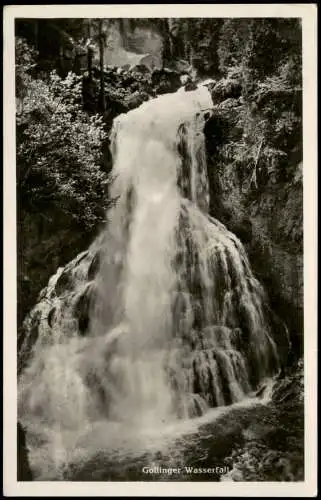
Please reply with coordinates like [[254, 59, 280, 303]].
[[18, 84, 284, 479], [88, 85, 221, 425]]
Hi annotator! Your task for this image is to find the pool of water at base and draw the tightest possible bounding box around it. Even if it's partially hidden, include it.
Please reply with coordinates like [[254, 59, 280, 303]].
[[26, 389, 286, 482]]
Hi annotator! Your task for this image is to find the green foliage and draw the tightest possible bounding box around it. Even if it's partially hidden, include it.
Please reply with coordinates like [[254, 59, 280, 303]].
[[16, 37, 112, 326], [16, 38, 109, 230], [213, 19, 302, 188], [164, 18, 223, 76], [15, 37, 38, 96], [218, 19, 302, 84]]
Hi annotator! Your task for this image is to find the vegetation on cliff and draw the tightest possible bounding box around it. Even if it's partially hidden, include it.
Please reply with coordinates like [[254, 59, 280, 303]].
[[203, 19, 303, 354], [209, 18, 302, 188]]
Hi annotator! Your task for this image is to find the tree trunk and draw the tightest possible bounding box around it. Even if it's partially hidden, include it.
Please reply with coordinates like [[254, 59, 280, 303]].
[[34, 20, 39, 51], [86, 20, 93, 81], [98, 19, 105, 112], [161, 19, 171, 68], [33, 20, 39, 76]]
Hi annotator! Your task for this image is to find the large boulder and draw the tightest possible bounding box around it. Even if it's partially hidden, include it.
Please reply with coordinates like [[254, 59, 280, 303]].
[[151, 68, 182, 94], [211, 78, 242, 102]]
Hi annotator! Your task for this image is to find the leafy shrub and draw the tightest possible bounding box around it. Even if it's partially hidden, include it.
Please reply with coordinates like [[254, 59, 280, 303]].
[[16, 38, 110, 326], [16, 38, 109, 229]]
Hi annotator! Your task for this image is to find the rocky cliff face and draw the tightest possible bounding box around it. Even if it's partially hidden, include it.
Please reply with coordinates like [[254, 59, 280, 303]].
[[204, 87, 303, 355], [101, 20, 163, 70], [211, 160, 303, 354]]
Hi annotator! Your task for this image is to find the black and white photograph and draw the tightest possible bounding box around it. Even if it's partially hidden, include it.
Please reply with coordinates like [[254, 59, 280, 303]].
[[3, 4, 317, 497]]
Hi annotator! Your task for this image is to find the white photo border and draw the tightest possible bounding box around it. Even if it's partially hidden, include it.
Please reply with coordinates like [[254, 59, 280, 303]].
[[3, 4, 317, 497]]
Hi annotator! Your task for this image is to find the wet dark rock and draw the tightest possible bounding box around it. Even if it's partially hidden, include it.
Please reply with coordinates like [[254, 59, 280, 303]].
[[74, 284, 96, 336], [17, 422, 33, 481], [123, 90, 149, 110], [18, 310, 41, 374], [193, 397, 206, 417], [47, 307, 56, 328], [211, 78, 242, 102], [166, 59, 194, 76], [151, 68, 182, 94], [222, 360, 304, 481], [272, 358, 303, 405], [228, 217, 253, 245], [130, 64, 152, 76], [55, 270, 72, 295], [230, 327, 243, 351], [88, 253, 100, 281], [255, 383, 267, 398], [217, 97, 242, 110], [213, 351, 233, 405], [184, 81, 198, 92]]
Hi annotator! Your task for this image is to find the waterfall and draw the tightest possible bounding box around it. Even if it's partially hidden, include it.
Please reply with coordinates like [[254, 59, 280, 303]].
[[18, 84, 283, 477]]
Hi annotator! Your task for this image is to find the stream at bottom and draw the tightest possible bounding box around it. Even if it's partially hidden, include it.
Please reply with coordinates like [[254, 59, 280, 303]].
[[25, 384, 283, 482]]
